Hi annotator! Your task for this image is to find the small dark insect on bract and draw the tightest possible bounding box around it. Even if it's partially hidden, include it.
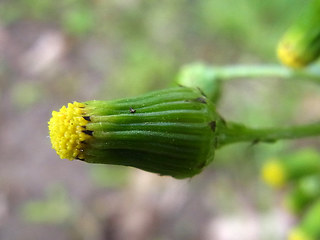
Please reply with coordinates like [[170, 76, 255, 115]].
[[129, 107, 136, 113]]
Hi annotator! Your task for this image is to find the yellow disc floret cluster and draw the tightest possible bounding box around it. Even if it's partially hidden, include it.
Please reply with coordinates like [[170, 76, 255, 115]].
[[289, 229, 313, 240], [261, 158, 287, 188], [277, 41, 304, 69], [48, 102, 91, 160]]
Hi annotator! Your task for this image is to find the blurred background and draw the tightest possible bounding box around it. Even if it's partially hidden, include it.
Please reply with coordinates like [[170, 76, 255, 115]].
[[1, 0, 320, 239]]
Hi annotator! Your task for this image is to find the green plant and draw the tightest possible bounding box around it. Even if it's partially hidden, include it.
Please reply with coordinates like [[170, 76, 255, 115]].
[[49, 77, 320, 179], [21, 185, 72, 224], [277, 0, 320, 68]]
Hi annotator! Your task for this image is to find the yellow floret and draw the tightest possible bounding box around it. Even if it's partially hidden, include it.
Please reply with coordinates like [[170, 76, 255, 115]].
[[261, 158, 287, 188], [277, 41, 305, 69], [48, 102, 91, 160], [288, 228, 312, 240]]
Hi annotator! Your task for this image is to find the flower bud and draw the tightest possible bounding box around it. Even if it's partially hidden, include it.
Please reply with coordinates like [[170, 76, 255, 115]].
[[48, 87, 219, 178], [176, 63, 222, 103], [261, 149, 320, 188], [285, 175, 320, 214], [288, 228, 313, 240], [289, 199, 320, 240], [277, 0, 320, 68]]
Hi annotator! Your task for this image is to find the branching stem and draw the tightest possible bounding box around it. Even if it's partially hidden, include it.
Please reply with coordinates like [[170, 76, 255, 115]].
[[213, 64, 320, 84], [218, 121, 320, 147]]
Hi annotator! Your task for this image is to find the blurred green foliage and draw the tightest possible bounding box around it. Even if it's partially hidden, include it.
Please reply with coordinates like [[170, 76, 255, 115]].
[[1, 0, 95, 35], [1, 0, 307, 96], [62, 6, 95, 36], [11, 82, 42, 110], [21, 184, 73, 224], [89, 165, 129, 188]]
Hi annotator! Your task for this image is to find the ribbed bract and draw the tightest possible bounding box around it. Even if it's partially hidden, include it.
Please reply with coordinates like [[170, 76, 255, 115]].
[[83, 87, 218, 178]]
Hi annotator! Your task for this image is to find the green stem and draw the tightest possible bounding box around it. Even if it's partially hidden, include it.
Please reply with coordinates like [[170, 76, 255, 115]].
[[210, 65, 320, 146], [217, 121, 320, 147], [214, 64, 320, 84]]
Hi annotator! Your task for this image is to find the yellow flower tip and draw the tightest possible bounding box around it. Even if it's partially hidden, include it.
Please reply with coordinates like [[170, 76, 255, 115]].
[[288, 228, 312, 240], [261, 158, 287, 188], [277, 41, 305, 69], [48, 102, 91, 160]]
